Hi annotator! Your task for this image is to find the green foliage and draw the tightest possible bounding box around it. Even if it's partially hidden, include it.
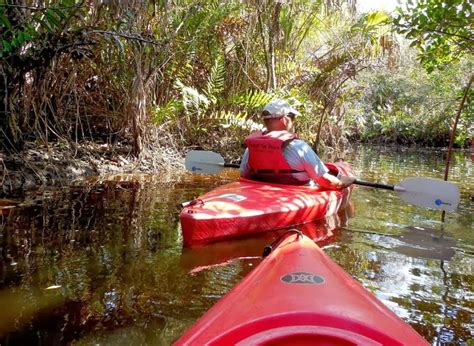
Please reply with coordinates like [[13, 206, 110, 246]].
[[204, 55, 225, 105], [154, 77, 271, 141], [347, 56, 473, 146], [155, 54, 225, 122], [365, 11, 389, 26], [393, 0, 474, 72], [213, 110, 263, 132], [231, 90, 274, 114], [0, 1, 83, 58], [152, 100, 183, 125], [175, 79, 210, 117], [3, 0, 463, 155]]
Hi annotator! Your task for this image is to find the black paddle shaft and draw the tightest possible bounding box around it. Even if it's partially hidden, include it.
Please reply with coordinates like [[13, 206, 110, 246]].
[[355, 179, 395, 191], [222, 164, 396, 191]]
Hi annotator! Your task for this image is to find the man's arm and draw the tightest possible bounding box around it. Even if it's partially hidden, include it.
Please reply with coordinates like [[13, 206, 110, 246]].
[[293, 140, 355, 190], [316, 173, 355, 190]]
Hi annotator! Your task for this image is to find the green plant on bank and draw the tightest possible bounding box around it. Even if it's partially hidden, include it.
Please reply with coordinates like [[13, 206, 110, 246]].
[[151, 67, 274, 154], [151, 53, 265, 144], [393, 0, 473, 73], [150, 0, 389, 155], [289, 8, 395, 150], [0, 0, 87, 147], [390, 0, 473, 154], [346, 55, 473, 146]]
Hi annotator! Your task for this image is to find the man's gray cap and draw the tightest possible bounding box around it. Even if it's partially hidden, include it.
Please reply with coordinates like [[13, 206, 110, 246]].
[[262, 99, 301, 119]]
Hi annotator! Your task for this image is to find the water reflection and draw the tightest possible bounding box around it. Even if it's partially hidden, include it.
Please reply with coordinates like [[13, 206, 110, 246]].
[[0, 146, 473, 345]]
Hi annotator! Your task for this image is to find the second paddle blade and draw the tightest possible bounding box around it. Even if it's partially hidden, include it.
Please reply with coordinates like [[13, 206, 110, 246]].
[[185, 150, 225, 174], [397, 177, 460, 211]]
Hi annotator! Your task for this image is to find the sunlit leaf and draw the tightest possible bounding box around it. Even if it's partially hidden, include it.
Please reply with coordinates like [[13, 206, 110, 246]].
[[366, 11, 389, 26]]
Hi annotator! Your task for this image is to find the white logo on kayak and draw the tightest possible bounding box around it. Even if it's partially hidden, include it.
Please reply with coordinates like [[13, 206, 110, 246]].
[[218, 194, 246, 202], [281, 272, 325, 284]]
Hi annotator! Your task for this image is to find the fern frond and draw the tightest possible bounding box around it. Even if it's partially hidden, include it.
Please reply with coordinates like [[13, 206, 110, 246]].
[[215, 110, 264, 131], [232, 90, 274, 110], [205, 54, 225, 104], [174, 79, 209, 116], [152, 99, 182, 125]]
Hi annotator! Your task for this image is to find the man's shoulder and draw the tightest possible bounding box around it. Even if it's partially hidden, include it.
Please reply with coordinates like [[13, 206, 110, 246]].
[[288, 138, 311, 148], [286, 139, 321, 160]]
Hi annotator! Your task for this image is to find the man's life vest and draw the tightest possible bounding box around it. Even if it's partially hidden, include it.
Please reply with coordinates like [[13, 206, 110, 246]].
[[243, 131, 308, 184]]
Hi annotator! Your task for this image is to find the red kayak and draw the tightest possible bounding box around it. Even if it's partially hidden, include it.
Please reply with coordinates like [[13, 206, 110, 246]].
[[175, 231, 428, 345], [180, 162, 354, 247]]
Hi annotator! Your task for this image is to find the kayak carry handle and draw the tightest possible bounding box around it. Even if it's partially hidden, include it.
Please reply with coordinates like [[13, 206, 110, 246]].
[[181, 199, 204, 208], [262, 229, 303, 258]]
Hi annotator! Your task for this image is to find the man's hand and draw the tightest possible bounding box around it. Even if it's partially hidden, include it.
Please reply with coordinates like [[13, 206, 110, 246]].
[[339, 176, 356, 188], [317, 173, 355, 190]]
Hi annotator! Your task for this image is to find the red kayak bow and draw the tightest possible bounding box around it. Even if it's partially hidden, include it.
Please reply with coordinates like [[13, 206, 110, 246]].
[[175, 231, 428, 345]]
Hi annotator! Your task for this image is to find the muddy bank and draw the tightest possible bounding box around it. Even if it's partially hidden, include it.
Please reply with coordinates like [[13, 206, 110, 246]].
[[0, 140, 184, 198]]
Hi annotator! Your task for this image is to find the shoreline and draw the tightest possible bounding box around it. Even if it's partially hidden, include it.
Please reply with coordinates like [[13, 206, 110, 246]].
[[1, 140, 470, 199], [0, 140, 184, 198]]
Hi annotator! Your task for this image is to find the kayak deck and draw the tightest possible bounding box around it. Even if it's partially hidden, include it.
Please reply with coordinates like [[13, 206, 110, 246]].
[[180, 161, 354, 247], [175, 232, 428, 345]]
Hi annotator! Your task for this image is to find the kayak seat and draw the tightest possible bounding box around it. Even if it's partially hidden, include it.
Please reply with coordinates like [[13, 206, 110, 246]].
[[207, 312, 405, 346], [236, 325, 381, 345]]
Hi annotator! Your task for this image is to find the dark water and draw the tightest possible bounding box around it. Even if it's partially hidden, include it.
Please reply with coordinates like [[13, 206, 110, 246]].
[[1, 146, 473, 345]]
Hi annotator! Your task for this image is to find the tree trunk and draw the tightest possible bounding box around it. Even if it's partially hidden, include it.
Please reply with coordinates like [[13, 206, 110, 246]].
[[131, 49, 147, 157], [257, 0, 281, 91], [268, 2, 281, 90], [443, 74, 473, 182], [441, 73, 473, 222]]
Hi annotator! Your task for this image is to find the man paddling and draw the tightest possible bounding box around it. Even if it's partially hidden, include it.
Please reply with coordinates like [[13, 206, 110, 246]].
[[240, 99, 355, 189]]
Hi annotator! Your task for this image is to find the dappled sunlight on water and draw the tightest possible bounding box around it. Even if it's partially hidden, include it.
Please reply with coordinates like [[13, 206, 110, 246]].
[[0, 146, 473, 345]]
